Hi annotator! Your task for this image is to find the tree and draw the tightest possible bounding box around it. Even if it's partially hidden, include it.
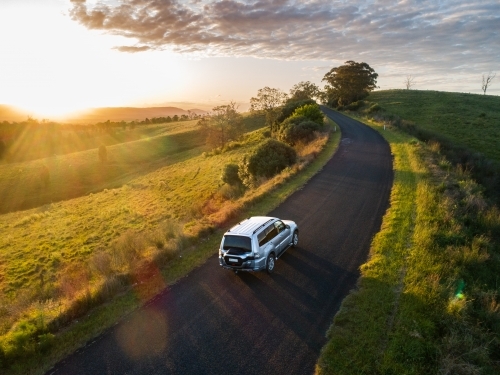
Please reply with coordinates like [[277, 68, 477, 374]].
[[322, 61, 378, 107], [249, 87, 288, 130], [288, 81, 320, 102], [98, 144, 107, 163], [198, 102, 244, 149], [0, 139, 6, 160], [482, 71, 496, 95], [404, 75, 415, 90]]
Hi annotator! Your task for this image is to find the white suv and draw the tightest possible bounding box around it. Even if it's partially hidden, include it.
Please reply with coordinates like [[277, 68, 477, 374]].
[[219, 216, 299, 274]]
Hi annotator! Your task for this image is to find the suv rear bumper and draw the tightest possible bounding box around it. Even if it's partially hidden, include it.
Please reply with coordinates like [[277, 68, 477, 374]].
[[219, 256, 265, 271]]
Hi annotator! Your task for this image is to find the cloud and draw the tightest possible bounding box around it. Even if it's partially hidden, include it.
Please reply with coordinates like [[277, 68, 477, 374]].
[[113, 45, 152, 53], [69, 0, 500, 77]]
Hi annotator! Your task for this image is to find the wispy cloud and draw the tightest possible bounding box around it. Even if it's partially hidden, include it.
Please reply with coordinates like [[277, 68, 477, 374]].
[[69, 0, 499, 76]]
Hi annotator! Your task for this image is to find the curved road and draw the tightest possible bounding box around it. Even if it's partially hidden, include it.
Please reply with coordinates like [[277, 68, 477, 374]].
[[47, 109, 393, 375]]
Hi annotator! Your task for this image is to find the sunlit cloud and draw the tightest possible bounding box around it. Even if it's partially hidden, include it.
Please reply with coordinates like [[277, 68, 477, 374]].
[[69, 0, 500, 79]]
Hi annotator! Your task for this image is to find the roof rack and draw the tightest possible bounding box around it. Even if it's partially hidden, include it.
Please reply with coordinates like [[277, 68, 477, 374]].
[[228, 218, 250, 232], [252, 218, 274, 234]]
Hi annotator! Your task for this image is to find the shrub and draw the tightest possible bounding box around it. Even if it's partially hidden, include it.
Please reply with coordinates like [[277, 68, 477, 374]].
[[221, 163, 242, 186], [346, 100, 364, 111], [291, 103, 324, 125], [367, 103, 381, 113], [275, 99, 316, 125], [277, 119, 321, 146], [238, 139, 297, 186], [274, 115, 307, 134]]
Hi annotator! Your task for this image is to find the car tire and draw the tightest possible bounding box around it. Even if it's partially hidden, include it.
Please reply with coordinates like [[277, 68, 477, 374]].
[[266, 253, 276, 274], [291, 231, 299, 247]]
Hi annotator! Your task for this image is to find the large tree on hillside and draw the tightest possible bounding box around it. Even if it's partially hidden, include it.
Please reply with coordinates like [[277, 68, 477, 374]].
[[198, 102, 243, 149], [322, 61, 378, 107], [288, 81, 320, 102], [249, 87, 288, 129]]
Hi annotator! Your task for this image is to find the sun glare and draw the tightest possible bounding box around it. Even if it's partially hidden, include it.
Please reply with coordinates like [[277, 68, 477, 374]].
[[0, 2, 190, 120]]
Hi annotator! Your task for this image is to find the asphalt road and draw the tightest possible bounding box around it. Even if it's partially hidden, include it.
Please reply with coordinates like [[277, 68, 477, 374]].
[[47, 109, 393, 375]]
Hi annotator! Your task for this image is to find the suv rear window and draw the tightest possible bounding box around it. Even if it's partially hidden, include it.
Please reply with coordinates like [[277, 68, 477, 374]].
[[223, 235, 252, 251]]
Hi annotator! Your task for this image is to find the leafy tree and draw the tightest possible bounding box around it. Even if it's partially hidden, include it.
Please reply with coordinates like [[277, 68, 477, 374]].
[[288, 81, 320, 102], [249, 87, 288, 130], [238, 139, 296, 186], [322, 60, 378, 107], [198, 102, 244, 149], [291, 103, 324, 125]]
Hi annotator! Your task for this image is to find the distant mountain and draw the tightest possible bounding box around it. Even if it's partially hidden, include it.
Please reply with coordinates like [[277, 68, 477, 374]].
[[0, 105, 207, 123]]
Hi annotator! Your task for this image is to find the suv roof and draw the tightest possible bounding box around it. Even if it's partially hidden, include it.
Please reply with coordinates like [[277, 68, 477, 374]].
[[227, 216, 276, 236]]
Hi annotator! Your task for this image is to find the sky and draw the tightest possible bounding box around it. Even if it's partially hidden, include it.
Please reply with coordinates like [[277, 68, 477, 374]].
[[0, 0, 499, 119]]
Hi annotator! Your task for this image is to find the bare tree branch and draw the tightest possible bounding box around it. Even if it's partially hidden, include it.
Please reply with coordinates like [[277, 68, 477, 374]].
[[404, 75, 415, 90], [482, 72, 496, 95]]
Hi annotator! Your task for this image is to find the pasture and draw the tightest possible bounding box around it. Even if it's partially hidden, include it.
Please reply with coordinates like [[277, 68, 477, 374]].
[[367, 90, 500, 162]]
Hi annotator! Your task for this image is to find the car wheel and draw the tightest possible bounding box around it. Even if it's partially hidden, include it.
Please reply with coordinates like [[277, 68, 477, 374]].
[[266, 253, 276, 274], [292, 231, 299, 247]]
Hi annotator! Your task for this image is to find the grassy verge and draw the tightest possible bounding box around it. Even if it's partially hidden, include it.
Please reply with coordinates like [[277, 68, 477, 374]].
[[317, 114, 500, 374], [1, 117, 341, 375]]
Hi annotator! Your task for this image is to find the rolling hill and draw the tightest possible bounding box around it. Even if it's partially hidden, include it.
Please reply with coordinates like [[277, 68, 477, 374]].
[[0, 104, 207, 123]]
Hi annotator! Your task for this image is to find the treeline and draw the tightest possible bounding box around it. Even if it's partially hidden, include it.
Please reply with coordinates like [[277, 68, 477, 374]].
[[0, 114, 199, 163]]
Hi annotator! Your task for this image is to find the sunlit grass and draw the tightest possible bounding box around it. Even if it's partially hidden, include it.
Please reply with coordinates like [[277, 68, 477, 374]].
[[317, 111, 500, 374], [0, 113, 341, 375], [366, 90, 500, 162]]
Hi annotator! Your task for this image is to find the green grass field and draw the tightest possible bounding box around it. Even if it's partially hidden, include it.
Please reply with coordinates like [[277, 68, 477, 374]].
[[317, 94, 500, 374], [0, 112, 341, 374], [366, 90, 500, 162], [0, 115, 265, 214]]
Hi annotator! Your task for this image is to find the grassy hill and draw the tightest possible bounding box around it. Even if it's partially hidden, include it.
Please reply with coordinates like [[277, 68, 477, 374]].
[[0, 110, 340, 374], [317, 91, 500, 374], [0, 115, 265, 214], [367, 90, 500, 162], [0, 104, 207, 123]]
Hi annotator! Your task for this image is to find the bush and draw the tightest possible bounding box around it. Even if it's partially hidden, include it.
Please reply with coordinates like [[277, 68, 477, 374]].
[[221, 163, 242, 186], [238, 139, 297, 186], [291, 103, 324, 125], [277, 119, 321, 146], [346, 100, 364, 111], [274, 115, 307, 134], [367, 103, 381, 113], [275, 99, 316, 125]]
